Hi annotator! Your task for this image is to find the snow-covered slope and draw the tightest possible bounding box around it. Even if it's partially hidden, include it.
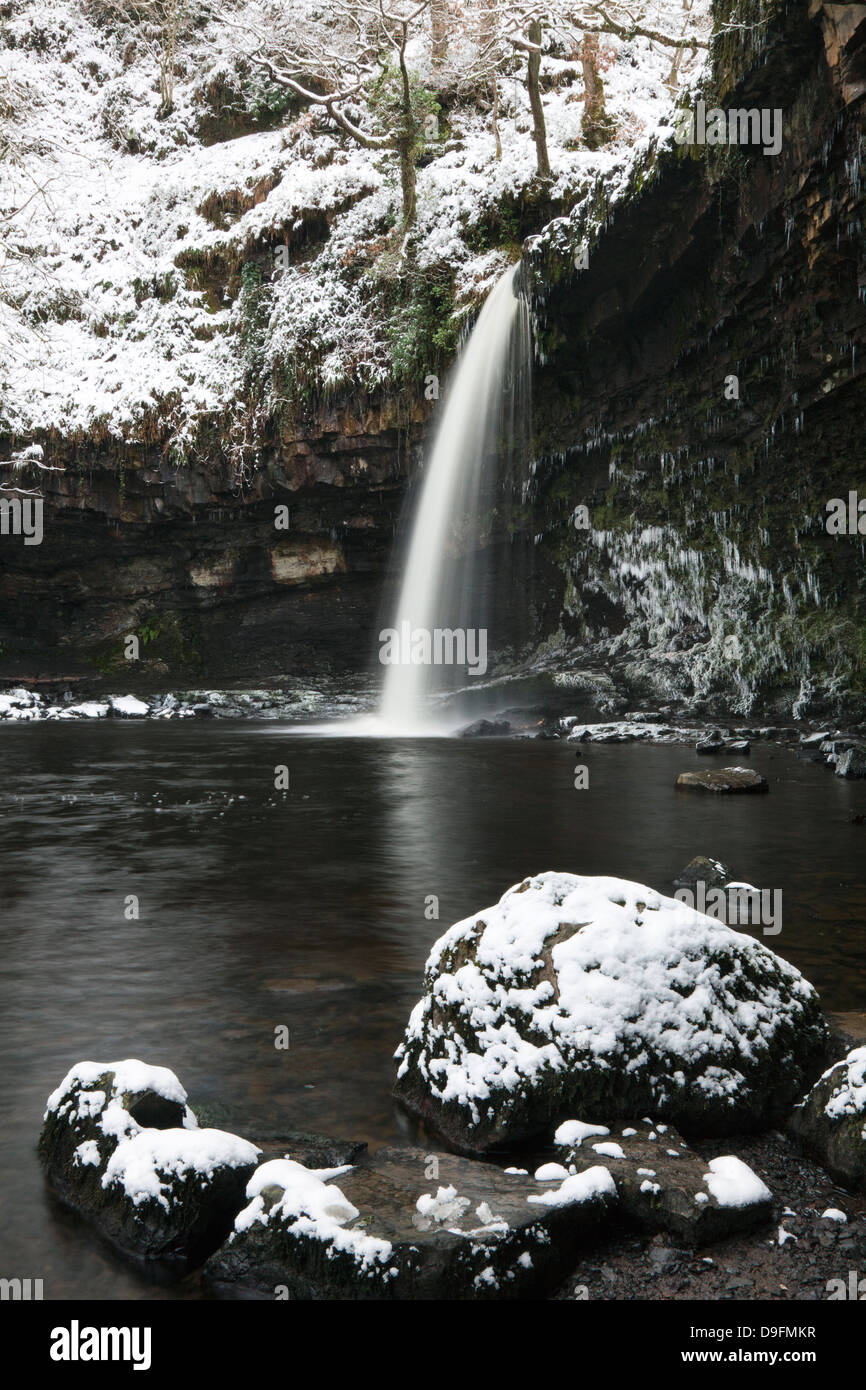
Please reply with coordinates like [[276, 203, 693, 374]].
[[1, 0, 708, 452]]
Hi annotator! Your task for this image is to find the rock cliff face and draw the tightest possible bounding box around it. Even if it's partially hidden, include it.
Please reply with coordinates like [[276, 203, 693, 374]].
[[3, 1, 865, 709], [0, 399, 423, 689], [526, 0, 866, 719]]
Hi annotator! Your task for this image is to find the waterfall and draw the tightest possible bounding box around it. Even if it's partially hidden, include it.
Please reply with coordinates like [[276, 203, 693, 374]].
[[378, 263, 531, 733]]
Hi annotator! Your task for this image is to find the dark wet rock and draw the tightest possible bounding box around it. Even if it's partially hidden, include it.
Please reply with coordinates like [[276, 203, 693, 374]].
[[38, 1060, 259, 1268], [192, 702, 216, 718], [826, 1012, 866, 1058], [787, 1048, 866, 1192], [672, 855, 732, 892], [188, 1102, 368, 1170], [725, 739, 751, 754], [457, 718, 512, 738], [835, 742, 866, 777], [696, 729, 725, 753], [204, 1145, 617, 1300], [393, 872, 827, 1153], [556, 1119, 772, 1246], [800, 730, 832, 747], [676, 767, 768, 794]]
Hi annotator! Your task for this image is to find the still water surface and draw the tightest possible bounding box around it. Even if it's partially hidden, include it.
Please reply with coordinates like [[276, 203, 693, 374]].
[[1, 722, 865, 1298]]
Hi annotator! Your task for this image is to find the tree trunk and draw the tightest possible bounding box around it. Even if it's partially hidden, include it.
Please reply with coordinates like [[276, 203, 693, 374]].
[[581, 31, 612, 150], [526, 19, 550, 179], [397, 36, 417, 228], [491, 77, 501, 161], [479, 0, 496, 51], [398, 137, 417, 228], [431, 0, 448, 67]]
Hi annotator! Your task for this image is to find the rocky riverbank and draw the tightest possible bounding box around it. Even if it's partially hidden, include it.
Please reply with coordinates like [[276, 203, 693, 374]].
[[36, 874, 866, 1301]]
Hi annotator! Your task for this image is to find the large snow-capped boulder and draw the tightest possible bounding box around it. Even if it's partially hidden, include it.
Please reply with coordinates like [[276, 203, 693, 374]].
[[393, 873, 827, 1153], [204, 1146, 616, 1300], [787, 1047, 866, 1190], [39, 1060, 259, 1266]]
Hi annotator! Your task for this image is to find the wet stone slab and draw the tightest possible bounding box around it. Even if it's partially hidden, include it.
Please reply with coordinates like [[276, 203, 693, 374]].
[[555, 1119, 773, 1246], [204, 1145, 618, 1300]]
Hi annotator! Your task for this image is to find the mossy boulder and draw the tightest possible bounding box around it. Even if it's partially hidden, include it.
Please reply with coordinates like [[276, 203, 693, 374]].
[[394, 873, 828, 1153], [39, 1060, 259, 1267], [787, 1046, 866, 1191]]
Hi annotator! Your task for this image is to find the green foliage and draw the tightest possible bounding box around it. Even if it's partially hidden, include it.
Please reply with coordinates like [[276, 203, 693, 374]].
[[236, 260, 271, 367], [366, 64, 439, 155], [384, 273, 460, 385], [137, 621, 161, 647]]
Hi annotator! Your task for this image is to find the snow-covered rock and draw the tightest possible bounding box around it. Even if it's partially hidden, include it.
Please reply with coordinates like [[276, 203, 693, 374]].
[[554, 1117, 773, 1244], [788, 1046, 866, 1191], [204, 1145, 617, 1300], [394, 872, 827, 1152], [39, 1060, 259, 1265], [108, 694, 150, 718]]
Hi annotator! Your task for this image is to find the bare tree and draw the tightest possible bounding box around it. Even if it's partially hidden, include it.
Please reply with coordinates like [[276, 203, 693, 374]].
[[580, 29, 610, 148], [91, 0, 190, 115], [219, 0, 436, 231], [469, 1, 709, 170]]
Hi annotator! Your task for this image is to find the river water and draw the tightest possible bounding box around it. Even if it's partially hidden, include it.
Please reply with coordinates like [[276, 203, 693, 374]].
[[1, 721, 865, 1299]]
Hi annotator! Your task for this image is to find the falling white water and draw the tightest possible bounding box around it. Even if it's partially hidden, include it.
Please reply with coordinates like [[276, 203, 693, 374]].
[[378, 263, 531, 733]]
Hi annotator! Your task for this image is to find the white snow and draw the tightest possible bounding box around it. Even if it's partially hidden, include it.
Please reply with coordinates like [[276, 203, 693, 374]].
[[701, 1156, 771, 1209], [0, 0, 711, 446], [235, 1157, 392, 1272], [534, 1162, 569, 1181], [415, 1184, 471, 1222], [554, 1119, 610, 1147], [72, 1140, 101, 1167], [817, 1046, 866, 1131], [821, 1208, 848, 1222], [46, 1058, 190, 1117], [102, 1127, 260, 1209], [109, 695, 150, 717], [527, 1165, 616, 1209], [592, 1142, 626, 1160]]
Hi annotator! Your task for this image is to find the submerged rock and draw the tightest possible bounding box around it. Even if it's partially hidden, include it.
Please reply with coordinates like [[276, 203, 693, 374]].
[[787, 1047, 866, 1191], [676, 767, 768, 793], [457, 718, 512, 738], [554, 1118, 772, 1246], [39, 1060, 259, 1266], [204, 1146, 616, 1300], [672, 855, 732, 892], [393, 873, 826, 1153]]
